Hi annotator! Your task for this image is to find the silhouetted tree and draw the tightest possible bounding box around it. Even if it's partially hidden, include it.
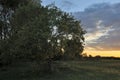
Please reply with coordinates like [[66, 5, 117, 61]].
[[0, 0, 86, 72]]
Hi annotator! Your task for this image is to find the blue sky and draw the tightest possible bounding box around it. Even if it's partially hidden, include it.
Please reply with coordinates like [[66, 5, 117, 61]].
[[42, 0, 120, 55], [42, 0, 120, 12]]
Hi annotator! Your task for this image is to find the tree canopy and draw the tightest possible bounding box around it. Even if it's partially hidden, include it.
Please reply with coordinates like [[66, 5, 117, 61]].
[[0, 0, 86, 65]]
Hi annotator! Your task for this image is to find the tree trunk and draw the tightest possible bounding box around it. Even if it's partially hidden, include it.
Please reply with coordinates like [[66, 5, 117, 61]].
[[47, 58, 53, 73]]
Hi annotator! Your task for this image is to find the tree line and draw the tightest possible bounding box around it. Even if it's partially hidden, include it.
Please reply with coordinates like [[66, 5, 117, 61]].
[[0, 0, 86, 71]]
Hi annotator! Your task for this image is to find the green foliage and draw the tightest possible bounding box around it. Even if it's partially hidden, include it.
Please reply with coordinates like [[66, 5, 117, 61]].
[[0, 0, 39, 9], [0, 0, 41, 39], [0, 0, 42, 64], [0, 39, 14, 65], [10, 2, 52, 60], [0, 0, 86, 66]]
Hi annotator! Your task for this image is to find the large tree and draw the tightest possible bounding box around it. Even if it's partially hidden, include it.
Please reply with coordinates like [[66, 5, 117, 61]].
[[0, 0, 86, 70]]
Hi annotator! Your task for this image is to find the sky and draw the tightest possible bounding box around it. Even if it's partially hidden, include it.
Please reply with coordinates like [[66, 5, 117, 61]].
[[42, 0, 120, 57]]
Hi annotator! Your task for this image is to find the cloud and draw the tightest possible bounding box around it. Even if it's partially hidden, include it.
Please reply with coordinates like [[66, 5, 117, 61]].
[[42, 0, 76, 12], [60, 1, 76, 12], [62, 1, 74, 6], [85, 20, 113, 42], [73, 3, 120, 51]]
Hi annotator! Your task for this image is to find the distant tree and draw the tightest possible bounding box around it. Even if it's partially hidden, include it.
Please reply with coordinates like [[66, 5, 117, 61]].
[[95, 55, 101, 60], [82, 53, 88, 57], [95, 55, 101, 58], [89, 55, 93, 58]]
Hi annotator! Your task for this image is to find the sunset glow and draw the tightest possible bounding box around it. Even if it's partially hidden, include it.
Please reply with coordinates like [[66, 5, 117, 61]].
[[84, 50, 120, 57]]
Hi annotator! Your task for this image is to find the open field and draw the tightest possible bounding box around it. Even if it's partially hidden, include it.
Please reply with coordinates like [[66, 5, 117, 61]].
[[0, 60, 120, 80]]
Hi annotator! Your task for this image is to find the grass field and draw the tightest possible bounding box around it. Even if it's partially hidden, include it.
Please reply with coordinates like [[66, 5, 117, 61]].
[[0, 60, 120, 80]]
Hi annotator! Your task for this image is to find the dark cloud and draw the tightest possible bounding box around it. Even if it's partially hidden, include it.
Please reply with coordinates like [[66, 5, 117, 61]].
[[73, 3, 120, 51]]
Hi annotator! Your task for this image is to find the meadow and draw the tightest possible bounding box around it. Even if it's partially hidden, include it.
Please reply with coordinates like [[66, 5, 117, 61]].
[[0, 60, 120, 80]]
